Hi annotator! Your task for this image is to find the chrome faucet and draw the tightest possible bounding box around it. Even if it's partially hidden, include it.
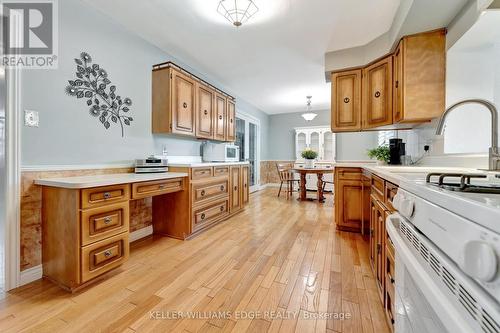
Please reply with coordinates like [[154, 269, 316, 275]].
[[436, 99, 500, 171]]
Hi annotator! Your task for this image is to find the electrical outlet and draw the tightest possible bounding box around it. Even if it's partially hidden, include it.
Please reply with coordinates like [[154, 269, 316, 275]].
[[24, 110, 39, 127]]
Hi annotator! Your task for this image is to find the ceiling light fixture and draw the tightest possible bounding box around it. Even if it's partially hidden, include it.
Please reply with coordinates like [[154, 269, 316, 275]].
[[302, 96, 317, 121], [217, 0, 259, 27]]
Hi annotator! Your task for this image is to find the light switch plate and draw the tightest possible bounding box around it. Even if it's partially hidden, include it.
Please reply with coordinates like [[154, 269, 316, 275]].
[[24, 110, 39, 127]]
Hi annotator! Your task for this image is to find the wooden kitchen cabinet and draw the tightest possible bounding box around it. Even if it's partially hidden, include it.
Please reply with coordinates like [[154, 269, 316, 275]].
[[227, 99, 236, 142], [230, 165, 241, 212], [215, 93, 227, 141], [393, 29, 446, 123], [362, 56, 393, 129], [331, 69, 362, 132], [195, 84, 215, 139], [152, 62, 236, 141], [371, 195, 388, 301], [334, 167, 370, 232], [241, 165, 250, 205], [385, 233, 396, 331], [330, 29, 446, 132]]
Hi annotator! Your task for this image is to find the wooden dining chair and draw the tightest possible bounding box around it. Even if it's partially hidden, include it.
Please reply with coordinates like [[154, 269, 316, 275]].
[[276, 163, 300, 199]]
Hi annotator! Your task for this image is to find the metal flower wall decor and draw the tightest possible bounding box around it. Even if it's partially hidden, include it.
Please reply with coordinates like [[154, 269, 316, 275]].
[[65, 52, 133, 137]]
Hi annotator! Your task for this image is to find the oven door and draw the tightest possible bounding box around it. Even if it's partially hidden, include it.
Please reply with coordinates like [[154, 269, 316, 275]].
[[225, 145, 239, 162], [386, 213, 496, 333]]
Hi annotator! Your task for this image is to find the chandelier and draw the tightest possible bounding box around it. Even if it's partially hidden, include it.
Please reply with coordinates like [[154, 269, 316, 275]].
[[217, 0, 259, 27], [302, 96, 317, 121]]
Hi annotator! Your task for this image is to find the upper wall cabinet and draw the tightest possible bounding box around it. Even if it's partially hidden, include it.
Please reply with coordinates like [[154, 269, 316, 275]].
[[393, 29, 446, 123], [362, 56, 393, 129], [152, 62, 236, 142], [331, 69, 362, 132], [330, 29, 446, 133]]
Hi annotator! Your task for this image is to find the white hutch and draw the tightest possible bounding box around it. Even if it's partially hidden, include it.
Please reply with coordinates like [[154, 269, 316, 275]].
[[294, 126, 336, 191]]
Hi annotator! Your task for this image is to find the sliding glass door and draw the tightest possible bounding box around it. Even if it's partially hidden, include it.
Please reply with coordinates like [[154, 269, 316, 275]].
[[235, 112, 260, 193]]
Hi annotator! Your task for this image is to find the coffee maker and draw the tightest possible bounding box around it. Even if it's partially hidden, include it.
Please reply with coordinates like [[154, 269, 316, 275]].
[[389, 138, 406, 165]]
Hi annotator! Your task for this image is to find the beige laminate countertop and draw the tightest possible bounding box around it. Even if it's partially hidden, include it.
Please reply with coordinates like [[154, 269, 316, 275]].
[[167, 161, 250, 167], [34, 172, 189, 189], [333, 163, 481, 185]]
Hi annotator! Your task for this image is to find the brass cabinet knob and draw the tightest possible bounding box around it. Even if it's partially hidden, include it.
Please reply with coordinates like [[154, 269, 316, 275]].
[[219, 115, 223, 120], [183, 102, 188, 108], [103, 192, 111, 199], [220, 185, 225, 191], [220, 206, 224, 212], [374, 91, 381, 98], [201, 213, 206, 220], [343, 97, 350, 103], [201, 190, 206, 196], [204, 110, 208, 115], [104, 250, 112, 258], [104, 217, 112, 224]]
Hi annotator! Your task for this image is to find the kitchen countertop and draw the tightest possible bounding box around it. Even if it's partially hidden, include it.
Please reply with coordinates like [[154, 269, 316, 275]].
[[167, 161, 250, 167], [34, 172, 189, 189]]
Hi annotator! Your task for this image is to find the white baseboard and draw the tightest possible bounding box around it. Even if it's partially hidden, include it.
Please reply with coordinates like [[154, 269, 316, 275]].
[[19, 264, 43, 286], [18, 226, 154, 287], [129, 225, 153, 242]]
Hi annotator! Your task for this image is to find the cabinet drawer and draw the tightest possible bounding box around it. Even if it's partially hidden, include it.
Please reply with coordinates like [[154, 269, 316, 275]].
[[213, 166, 230, 177], [81, 184, 130, 209], [385, 182, 398, 212], [192, 178, 229, 205], [192, 198, 229, 232], [81, 232, 129, 283], [191, 167, 213, 180], [81, 202, 129, 246], [132, 178, 183, 199], [336, 167, 362, 180], [371, 174, 385, 201]]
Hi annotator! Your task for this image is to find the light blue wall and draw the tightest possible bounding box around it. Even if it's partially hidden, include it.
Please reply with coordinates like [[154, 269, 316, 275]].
[[267, 109, 378, 161], [21, 0, 269, 166]]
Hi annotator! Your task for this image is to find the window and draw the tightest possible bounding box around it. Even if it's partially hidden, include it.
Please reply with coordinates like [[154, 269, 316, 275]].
[[378, 130, 396, 146]]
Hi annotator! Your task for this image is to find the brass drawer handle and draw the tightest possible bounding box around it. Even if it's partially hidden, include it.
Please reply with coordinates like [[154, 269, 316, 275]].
[[374, 91, 381, 98], [343, 97, 350, 103], [104, 217, 112, 224], [103, 192, 111, 199], [104, 250, 112, 258], [220, 185, 225, 191], [183, 102, 188, 108], [201, 190, 206, 196], [234, 186, 237, 191], [201, 213, 206, 220]]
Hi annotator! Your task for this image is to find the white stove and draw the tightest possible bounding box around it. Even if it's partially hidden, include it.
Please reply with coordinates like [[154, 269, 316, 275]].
[[386, 171, 500, 333]]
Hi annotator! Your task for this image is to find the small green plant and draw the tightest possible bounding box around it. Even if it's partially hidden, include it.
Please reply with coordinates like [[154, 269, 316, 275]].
[[367, 145, 390, 163], [301, 149, 318, 160]]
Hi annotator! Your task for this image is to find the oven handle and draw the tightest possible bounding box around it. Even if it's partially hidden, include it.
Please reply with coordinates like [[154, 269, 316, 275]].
[[386, 213, 474, 333]]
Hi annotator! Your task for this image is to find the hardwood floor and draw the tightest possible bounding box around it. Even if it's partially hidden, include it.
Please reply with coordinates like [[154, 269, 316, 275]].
[[0, 188, 389, 333]]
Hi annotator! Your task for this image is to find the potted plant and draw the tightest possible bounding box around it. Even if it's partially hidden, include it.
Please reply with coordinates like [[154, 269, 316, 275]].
[[367, 145, 390, 165], [301, 149, 318, 168]]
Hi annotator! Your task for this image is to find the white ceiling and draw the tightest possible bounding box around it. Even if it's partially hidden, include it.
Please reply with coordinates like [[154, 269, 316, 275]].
[[83, 0, 401, 114]]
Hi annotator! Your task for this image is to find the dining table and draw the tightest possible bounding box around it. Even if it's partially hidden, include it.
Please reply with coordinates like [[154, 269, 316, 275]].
[[292, 166, 334, 202]]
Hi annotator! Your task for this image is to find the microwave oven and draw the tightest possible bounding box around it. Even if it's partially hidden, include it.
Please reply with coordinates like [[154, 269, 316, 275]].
[[202, 143, 240, 162]]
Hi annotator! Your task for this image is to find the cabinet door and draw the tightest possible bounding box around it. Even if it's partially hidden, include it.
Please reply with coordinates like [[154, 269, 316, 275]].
[[196, 84, 215, 139], [171, 70, 196, 135], [335, 179, 362, 231], [226, 100, 236, 142], [215, 94, 227, 141], [362, 56, 393, 129], [393, 41, 404, 123], [229, 166, 241, 212], [331, 69, 362, 132], [241, 165, 250, 205]]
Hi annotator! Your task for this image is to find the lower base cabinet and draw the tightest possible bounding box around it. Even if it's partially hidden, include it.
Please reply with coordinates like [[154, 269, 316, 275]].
[[160, 164, 250, 239], [336, 167, 397, 331]]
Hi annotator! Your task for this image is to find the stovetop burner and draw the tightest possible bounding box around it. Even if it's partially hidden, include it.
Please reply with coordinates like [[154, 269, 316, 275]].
[[426, 173, 500, 194]]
